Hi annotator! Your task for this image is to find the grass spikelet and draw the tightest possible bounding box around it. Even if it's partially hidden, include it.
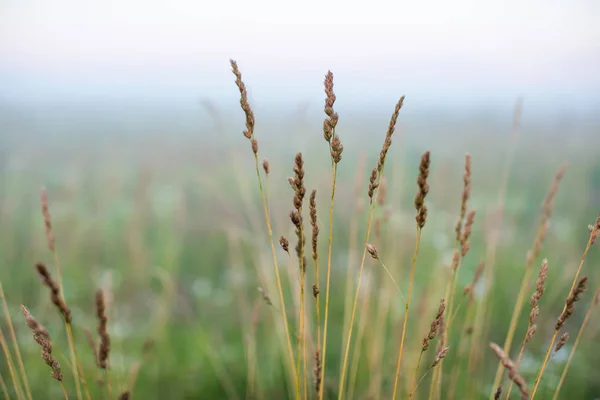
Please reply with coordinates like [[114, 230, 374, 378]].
[[117, 391, 130, 400], [455, 154, 472, 241], [35, 262, 71, 323], [494, 386, 502, 400], [21, 305, 68, 399], [554, 333, 569, 352], [95, 289, 112, 398]]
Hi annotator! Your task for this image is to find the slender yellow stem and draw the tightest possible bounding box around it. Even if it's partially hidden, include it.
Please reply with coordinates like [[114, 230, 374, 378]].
[[251, 154, 299, 398], [530, 228, 596, 400], [0, 327, 23, 400], [0, 373, 10, 400], [504, 321, 532, 399], [337, 168, 386, 400], [552, 287, 599, 400], [377, 259, 406, 303], [60, 382, 69, 400], [409, 350, 426, 397], [104, 368, 113, 399], [0, 281, 32, 400], [319, 162, 337, 400], [391, 226, 422, 400]]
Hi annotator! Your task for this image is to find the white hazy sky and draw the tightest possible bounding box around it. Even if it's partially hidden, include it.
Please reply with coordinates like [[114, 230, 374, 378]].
[[1, 0, 599, 108]]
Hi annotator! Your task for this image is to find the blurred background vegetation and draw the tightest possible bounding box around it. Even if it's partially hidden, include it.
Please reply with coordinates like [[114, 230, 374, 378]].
[[0, 95, 599, 399]]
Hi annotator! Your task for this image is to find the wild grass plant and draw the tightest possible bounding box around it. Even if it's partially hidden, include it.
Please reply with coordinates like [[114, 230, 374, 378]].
[[0, 60, 599, 399]]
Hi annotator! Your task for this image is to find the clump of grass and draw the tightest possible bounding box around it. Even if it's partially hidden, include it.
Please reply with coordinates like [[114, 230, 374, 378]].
[[20, 305, 68, 399]]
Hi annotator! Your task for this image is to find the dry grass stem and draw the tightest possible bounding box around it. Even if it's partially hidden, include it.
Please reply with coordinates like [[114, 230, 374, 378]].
[[392, 150, 431, 400], [230, 59, 298, 397]]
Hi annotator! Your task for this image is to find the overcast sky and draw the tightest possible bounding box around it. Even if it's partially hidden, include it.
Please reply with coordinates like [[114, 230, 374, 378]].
[[1, 0, 599, 110]]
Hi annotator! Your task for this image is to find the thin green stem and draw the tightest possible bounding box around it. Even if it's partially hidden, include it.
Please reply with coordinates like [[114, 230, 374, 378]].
[[319, 162, 337, 400], [391, 226, 422, 400], [252, 154, 299, 398]]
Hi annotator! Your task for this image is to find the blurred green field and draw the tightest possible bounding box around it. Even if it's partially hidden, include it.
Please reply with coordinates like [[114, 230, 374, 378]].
[[0, 98, 599, 400]]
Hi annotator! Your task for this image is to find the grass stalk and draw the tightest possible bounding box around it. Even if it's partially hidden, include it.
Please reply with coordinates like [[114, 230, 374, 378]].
[[530, 218, 598, 399], [391, 226, 422, 399], [230, 59, 298, 397], [552, 286, 600, 400]]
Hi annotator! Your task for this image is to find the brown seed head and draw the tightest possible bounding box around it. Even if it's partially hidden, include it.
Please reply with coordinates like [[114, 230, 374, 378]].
[[279, 236, 290, 255], [556, 276, 588, 331], [40, 187, 55, 252], [21, 305, 62, 382], [309, 190, 319, 260], [527, 165, 566, 265], [262, 159, 270, 175], [312, 284, 319, 298], [230, 60, 256, 146], [323, 71, 339, 143], [368, 168, 378, 203], [431, 346, 449, 367], [366, 243, 379, 260], [460, 209, 476, 257], [422, 298, 446, 351], [555, 332, 569, 352], [490, 342, 529, 399], [377, 96, 404, 173], [96, 289, 111, 369], [590, 214, 600, 245], [117, 392, 131, 400], [494, 386, 503, 400], [35, 262, 71, 323], [529, 258, 548, 328], [455, 154, 472, 241], [330, 135, 344, 164], [314, 350, 322, 395], [414, 151, 431, 229]]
